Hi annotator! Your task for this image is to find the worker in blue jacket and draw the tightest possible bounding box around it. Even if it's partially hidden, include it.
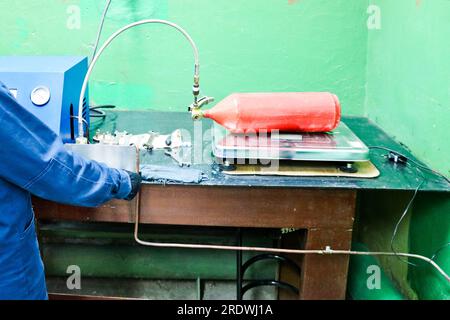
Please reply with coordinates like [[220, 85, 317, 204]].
[[0, 82, 141, 300]]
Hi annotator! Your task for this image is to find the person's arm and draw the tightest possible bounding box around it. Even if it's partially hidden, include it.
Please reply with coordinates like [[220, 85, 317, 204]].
[[0, 83, 140, 207]]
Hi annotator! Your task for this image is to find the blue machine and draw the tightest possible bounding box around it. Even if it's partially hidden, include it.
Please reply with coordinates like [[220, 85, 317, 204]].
[[0, 56, 89, 143]]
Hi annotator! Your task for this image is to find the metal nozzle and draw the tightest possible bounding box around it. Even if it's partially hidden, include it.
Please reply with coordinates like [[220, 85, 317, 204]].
[[189, 96, 214, 120], [189, 63, 213, 120], [191, 109, 204, 120], [191, 74, 200, 110]]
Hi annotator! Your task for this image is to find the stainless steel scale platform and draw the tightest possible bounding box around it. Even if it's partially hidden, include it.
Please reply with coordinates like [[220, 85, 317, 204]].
[[212, 121, 369, 170]]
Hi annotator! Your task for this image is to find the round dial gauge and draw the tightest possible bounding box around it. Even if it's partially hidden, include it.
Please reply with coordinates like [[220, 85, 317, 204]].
[[31, 86, 51, 106]]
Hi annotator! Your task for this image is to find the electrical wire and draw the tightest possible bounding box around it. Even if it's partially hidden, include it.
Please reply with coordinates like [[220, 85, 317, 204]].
[[90, 104, 115, 111], [71, 115, 90, 142], [86, 1, 114, 127], [90, 108, 107, 119], [91, 0, 112, 63], [77, 19, 200, 141], [369, 146, 449, 270], [130, 146, 450, 283], [368, 146, 450, 184], [430, 242, 450, 262], [89, 104, 116, 119], [389, 169, 424, 267]]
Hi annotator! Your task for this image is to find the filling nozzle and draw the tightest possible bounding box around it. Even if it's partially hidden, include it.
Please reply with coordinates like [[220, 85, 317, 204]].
[[189, 96, 214, 120], [192, 72, 200, 106], [189, 66, 214, 120]]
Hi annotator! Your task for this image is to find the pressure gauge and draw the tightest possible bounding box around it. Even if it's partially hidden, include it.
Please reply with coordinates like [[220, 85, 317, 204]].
[[30, 86, 51, 106]]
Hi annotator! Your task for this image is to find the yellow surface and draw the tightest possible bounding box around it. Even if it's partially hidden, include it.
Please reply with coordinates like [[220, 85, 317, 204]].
[[223, 161, 379, 178]]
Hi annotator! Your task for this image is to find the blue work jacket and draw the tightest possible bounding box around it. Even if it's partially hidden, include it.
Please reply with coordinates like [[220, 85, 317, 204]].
[[0, 82, 132, 299]]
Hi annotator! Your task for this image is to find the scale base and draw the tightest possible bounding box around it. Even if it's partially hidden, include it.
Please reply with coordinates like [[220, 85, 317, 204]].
[[212, 121, 369, 171]]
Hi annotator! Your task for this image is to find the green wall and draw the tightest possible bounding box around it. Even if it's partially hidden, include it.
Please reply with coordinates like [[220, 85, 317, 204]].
[[0, 0, 369, 114], [2, 0, 445, 175], [0, 0, 448, 299], [354, 190, 418, 299], [362, 0, 450, 300], [409, 193, 450, 300], [365, 0, 450, 177]]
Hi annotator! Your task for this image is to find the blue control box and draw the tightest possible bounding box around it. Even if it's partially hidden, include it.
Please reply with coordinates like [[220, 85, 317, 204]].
[[0, 56, 89, 143]]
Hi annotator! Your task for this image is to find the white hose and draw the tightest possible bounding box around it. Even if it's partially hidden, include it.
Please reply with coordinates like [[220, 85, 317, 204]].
[[78, 19, 200, 141], [133, 203, 450, 283]]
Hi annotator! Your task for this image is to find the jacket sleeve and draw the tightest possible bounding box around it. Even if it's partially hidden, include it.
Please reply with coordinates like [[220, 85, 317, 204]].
[[0, 83, 131, 207]]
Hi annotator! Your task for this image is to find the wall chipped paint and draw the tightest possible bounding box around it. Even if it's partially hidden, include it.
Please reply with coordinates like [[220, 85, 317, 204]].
[[0, 0, 369, 114], [365, 0, 450, 177], [354, 190, 418, 299], [410, 193, 450, 300], [0, 0, 448, 300], [363, 0, 450, 300]]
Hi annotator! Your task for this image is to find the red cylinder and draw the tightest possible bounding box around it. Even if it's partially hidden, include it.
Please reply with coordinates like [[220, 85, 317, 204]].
[[203, 92, 341, 133]]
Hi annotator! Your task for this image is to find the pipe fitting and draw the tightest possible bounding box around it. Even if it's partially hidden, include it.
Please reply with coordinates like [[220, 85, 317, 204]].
[[191, 108, 204, 121]]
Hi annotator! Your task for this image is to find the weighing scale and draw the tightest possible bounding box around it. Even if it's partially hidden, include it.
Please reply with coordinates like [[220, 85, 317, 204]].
[[212, 121, 369, 172]]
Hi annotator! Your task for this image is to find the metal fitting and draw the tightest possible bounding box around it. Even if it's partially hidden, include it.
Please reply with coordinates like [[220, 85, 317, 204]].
[[189, 96, 214, 120], [76, 136, 89, 145], [191, 108, 204, 120]]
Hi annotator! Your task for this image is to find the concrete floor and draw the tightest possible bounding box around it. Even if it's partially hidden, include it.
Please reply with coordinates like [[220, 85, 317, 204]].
[[46, 277, 277, 300]]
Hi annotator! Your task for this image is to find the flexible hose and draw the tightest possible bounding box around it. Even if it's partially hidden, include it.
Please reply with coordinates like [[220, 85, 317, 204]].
[[78, 19, 200, 141]]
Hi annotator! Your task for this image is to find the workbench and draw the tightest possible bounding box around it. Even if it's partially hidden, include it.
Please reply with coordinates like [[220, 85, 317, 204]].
[[33, 111, 449, 300]]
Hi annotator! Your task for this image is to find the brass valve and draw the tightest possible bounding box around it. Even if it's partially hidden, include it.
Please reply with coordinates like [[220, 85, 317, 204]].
[[189, 96, 214, 120]]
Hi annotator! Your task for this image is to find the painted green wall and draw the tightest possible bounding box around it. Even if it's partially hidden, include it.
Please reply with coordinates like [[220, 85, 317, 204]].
[[1, 0, 448, 299], [365, 0, 450, 177], [409, 193, 450, 300], [0, 0, 369, 115], [354, 190, 418, 299], [362, 0, 450, 300]]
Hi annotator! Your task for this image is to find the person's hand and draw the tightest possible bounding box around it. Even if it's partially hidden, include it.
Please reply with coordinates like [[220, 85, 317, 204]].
[[124, 170, 142, 200]]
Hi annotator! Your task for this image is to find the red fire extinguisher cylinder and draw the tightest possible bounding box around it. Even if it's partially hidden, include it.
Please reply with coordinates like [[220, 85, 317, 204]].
[[202, 92, 341, 133]]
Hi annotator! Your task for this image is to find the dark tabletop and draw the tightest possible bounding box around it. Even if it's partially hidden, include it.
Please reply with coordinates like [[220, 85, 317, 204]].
[[92, 111, 449, 192]]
